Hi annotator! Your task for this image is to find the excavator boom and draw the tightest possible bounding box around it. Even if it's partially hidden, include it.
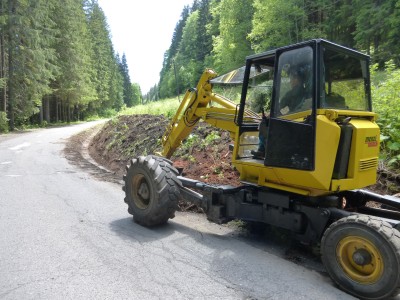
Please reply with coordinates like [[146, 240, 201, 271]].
[[161, 68, 259, 158]]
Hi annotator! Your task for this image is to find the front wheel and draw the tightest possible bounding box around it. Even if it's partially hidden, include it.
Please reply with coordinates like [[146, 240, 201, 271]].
[[321, 215, 400, 299], [123, 155, 181, 226]]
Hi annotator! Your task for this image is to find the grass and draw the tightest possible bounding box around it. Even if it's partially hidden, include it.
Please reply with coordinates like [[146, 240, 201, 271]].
[[118, 85, 241, 118], [119, 96, 182, 118]]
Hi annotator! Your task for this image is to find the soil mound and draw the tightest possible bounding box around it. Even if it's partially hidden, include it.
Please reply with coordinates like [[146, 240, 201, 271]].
[[88, 114, 240, 187]]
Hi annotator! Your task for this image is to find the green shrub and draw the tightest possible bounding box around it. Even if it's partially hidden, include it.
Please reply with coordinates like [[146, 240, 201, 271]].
[[99, 108, 117, 118], [202, 131, 221, 147], [0, 111, 9, 133], [185, 134, 200, 148], [371, 61, 400, 168]]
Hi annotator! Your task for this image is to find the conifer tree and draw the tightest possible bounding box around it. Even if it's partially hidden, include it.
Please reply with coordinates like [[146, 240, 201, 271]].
[[212, 0, 254, 73], [109, 52, 124, 110], [174, 10, 201, 88], [353, 0, 398, 66], [195, 0, 213, 63], [132, 83, 142, 105], [119, 53, 134, 107], [249, 0, 324, 52], [86, 1, 115, 111], [52, 0, 97, 122], [159, 6, 190, 98], [5, 0, 59, 128]]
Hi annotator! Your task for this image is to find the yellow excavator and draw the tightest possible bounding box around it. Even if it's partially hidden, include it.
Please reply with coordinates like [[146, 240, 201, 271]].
[[123, 39, 400, 299]]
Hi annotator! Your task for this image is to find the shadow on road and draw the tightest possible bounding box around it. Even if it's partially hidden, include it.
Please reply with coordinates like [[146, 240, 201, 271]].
[[108, 215, 353, 299], [109, 214, 326, 274]]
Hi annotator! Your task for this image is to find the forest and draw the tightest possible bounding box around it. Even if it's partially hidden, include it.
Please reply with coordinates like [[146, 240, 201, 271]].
[[0, 0, 141, 131], [1, 0, 400, 170], [154, 0, 400, 100]]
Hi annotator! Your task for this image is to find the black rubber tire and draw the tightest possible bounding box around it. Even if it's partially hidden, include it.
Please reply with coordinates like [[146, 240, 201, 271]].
[[321, 215, 400, 300], [123, 155, 181, 227]]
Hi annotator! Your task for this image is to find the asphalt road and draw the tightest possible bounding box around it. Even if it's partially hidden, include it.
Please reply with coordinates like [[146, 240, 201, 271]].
[[0, 122, 356, 300]]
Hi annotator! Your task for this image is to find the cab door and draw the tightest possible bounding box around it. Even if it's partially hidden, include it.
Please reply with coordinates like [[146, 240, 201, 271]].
[[264, 43, 316, 171]]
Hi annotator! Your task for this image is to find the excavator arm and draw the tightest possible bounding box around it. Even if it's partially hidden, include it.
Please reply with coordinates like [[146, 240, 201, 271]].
[[161, 69, 259, 158]]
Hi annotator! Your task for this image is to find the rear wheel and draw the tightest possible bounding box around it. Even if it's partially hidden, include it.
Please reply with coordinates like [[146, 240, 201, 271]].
[[321, 215, 400, 299], [123, 155, 180, 226]]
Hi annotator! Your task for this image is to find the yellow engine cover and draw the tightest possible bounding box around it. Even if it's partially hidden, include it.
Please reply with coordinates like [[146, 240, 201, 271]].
[[233, 113, 380, 196]]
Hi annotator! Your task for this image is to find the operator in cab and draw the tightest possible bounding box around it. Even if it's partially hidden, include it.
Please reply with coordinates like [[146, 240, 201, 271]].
[[278, 67, 306, 115], [252, 65, 306, 159]]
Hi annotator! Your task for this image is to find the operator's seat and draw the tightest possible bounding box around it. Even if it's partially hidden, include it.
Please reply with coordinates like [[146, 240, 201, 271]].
[[324, 92, 346, 109]]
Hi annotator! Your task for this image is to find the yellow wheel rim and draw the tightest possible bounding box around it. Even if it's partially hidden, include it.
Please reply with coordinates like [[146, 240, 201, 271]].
[[336, 236, 384, 284]]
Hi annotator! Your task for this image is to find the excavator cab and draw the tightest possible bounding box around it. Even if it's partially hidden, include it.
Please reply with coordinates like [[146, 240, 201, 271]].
[[234, 39, 378, 195]]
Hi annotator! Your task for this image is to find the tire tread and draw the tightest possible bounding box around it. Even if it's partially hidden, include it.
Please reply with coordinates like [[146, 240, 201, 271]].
[[321, 214, 400, 299], [123, 155, 180, 227]]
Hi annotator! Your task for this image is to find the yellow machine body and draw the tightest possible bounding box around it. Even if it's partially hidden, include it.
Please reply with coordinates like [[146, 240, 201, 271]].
[[232, 110, 380, 196], [161, 39, 380, 197]]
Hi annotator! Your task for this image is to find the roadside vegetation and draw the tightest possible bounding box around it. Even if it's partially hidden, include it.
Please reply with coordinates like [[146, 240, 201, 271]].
[[372, 64, 400, 169], [119, 96, 181, 119]]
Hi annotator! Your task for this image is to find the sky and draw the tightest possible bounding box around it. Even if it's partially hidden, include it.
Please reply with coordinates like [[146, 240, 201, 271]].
[[97, 0, 194, 94]]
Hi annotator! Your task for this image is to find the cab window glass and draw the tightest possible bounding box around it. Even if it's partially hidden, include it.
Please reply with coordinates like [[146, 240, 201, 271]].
[[274, 46, 313, 117], [245, 64, 274, 114], [321, 48, 369, 111]]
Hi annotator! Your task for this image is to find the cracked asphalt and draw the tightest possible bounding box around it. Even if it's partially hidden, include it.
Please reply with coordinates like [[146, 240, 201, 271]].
[[0, 122, 358, 300]]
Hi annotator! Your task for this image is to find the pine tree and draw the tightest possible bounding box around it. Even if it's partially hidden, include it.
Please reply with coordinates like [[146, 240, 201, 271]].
[[174, 10, 201, 88], [249, 0, 325, 52], [132, 83, 142, 105], [0, 0, 8, 114], [175, 0, 215, 88], [52, 0, 97, 122], [159, 6, 190, 98], [5, 0, 59, 129], [109, 52, 124, 110], [119, 53, 134, 107], [321, 0, 354, 47], [195, 0, 213, 63], [212, 0, 254, 73], [353, 0, 397, 66], [87, 2, 114, 110]]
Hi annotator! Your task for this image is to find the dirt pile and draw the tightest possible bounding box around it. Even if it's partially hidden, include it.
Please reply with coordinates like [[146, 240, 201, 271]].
[[88, 114, 241, 186]]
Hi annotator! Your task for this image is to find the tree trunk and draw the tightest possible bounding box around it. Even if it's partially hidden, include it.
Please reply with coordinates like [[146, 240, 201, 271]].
[[39, 104, 43, 124], [74, 104, 80, 121], [44, 95, 50, 122], [7, 0, 15, 130], [0, 24, 6, 113], [66, 98, 70, 123], [57, 101, 60, 123], [54, 98, 58, 122], [61, 101, 65, 122]]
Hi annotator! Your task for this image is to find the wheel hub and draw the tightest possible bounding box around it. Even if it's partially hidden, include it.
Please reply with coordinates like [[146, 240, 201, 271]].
[[131, 174, 151, 209], [336, 236, 384, 284], [352, 248, 372, 266], [138, 182, 150, 199]]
